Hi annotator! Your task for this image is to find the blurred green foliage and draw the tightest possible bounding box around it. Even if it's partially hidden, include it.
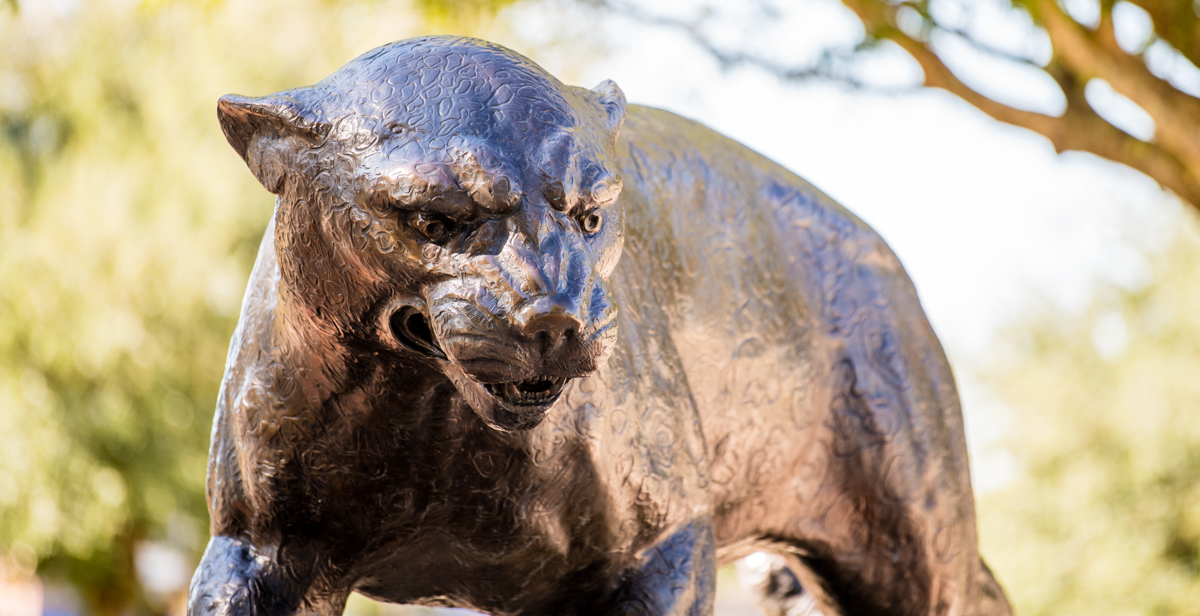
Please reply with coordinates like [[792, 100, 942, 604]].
[[0, 1, 514, 614], [978, 211, 1200, 614]]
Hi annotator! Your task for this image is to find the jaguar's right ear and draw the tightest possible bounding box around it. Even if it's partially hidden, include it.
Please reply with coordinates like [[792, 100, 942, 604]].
[[217, 90, 327, 194], [590, 80, 627, 137]]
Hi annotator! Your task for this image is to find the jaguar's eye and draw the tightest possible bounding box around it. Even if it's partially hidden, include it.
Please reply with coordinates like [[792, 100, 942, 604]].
[[579, 210, 602, 235], [410, 213, 454, 243]]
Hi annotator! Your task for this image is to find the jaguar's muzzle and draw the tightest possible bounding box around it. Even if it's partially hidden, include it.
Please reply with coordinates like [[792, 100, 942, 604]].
[[381, 288, 615, 432]]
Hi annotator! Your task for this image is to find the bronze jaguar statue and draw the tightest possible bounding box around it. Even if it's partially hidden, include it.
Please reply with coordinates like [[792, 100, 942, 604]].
[[188, 35, 1011, 616]]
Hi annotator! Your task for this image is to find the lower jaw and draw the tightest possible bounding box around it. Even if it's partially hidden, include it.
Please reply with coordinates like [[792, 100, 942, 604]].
[[487, 397, 559, 431]]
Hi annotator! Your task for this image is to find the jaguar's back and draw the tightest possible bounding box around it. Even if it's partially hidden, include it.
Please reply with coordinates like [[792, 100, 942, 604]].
[[610, 105, 1008, 614]]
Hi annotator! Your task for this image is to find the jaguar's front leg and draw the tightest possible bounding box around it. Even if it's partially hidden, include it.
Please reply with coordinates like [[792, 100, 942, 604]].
[[187, 535, 349, 616], [610, 519, 717, 616]]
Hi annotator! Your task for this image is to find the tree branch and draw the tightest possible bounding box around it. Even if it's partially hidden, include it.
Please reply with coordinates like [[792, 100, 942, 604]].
[[1121, 0, 1200, 70], [843, 0, 1200, 207], [903, 3, 1047, 68], [1035, 0, 1200, 193], [937, 24, 1047, 68], [593, 0, 918, 93]]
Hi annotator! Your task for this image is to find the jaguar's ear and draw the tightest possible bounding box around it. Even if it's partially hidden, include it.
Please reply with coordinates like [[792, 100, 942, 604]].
[[590, 79, 627, 136], [217, 90, 327, 194]]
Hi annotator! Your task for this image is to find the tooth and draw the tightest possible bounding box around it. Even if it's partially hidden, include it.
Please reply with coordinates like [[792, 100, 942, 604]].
[[505, 382, 520, 400]]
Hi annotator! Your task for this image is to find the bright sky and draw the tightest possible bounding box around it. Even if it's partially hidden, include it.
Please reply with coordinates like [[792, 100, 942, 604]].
[[493, 0, 1186, 491]]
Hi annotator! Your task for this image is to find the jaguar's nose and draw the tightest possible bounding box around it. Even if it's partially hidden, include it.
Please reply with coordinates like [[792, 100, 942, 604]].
[[524, 313, 581, 348], [518, 299, 582, 350]]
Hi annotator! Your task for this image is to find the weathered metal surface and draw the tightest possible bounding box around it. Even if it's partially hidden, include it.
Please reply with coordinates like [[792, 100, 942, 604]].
[[188, 36, 1011, 616]]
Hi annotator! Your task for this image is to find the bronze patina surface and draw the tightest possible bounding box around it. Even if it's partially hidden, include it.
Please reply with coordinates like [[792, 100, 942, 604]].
[[188, 36, 1012, 616]]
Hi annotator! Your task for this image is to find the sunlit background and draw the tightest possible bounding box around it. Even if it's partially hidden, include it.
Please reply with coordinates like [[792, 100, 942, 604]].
[[3, 0, 1199, 614]]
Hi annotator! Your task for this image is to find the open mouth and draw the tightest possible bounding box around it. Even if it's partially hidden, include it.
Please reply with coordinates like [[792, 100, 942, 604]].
[[484, 376, 569, 408]]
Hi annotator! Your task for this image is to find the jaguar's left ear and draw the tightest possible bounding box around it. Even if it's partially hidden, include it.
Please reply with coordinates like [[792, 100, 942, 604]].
[[590, 79, 627, 136]]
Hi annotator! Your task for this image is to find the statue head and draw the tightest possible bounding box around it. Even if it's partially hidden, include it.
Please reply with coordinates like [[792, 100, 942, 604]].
[[216, 36, 628, 431]]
